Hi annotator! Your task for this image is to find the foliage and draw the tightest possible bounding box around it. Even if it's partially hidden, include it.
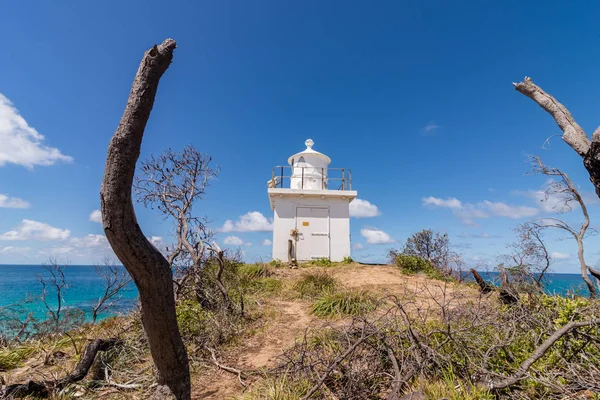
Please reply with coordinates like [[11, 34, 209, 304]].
[[269, 258, 284, 268], [392, 254, 448, 281], [342, 256, 353, 264], [0, 345, 36, 371], [310, 258, 333, 267], [311, 290, 378, 317], [238, 263, 271, 282], [293, 271, 338, 299], [237, 373, 312, 399]]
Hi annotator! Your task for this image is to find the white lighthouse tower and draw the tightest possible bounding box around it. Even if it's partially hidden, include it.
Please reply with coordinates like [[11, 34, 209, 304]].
[[267, 139, 357, 263]]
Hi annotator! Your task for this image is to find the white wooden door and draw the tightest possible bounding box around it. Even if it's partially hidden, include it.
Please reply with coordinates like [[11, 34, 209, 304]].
[[296, 207, 330, 261]]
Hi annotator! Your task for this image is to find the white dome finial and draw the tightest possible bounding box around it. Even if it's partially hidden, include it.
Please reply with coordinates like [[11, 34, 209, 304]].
[[305, 138, 314, 149]]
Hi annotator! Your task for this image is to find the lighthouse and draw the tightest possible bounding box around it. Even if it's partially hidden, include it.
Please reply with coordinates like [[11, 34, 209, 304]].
[[267, 139, 357, 263]]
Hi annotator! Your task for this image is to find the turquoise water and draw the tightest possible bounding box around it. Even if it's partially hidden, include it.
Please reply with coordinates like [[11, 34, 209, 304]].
[[0, 265, 593, 333], [0, 265, 139, 325]]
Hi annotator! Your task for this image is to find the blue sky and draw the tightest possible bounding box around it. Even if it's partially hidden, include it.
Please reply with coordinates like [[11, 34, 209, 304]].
[[3, 1, 600, 272]]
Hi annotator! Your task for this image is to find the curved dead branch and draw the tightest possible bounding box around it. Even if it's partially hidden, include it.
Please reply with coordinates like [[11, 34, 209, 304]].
[[1, 338, 121, 399]]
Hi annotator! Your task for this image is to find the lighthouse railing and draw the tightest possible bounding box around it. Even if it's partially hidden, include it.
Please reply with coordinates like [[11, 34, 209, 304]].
[[269, 166, 352, 190]]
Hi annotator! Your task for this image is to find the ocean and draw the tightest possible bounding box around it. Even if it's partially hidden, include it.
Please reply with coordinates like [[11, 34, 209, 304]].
[[0, 265, 593, 330], [0, 265, 139, 324]]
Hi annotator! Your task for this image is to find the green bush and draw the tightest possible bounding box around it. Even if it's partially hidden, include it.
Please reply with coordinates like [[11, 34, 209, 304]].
[[294, 271, 338, 299], [312, 290, 378, 317], [342, 256, 353, 264], [393, 254, 449, 281], [310, 258, 332, 267]]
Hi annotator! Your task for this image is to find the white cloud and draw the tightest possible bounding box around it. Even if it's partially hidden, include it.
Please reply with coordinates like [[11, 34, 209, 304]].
[[360, 228, 394, 244], [349, 199, 381, 218], [0, 93, 72, 168], [89, 209, 102, 223], [352, 243, 364, 251], [221, 211, 273, 232], [149, 236, 164, 248], [0, 194, 29, 208], [423, 196, 538, 227], [224, 235, 251, 247], [224, 236, 244, 246], [421, 121, 441, 136], [262, 239, 272, 246], [422, 196, 462, 209], [70, 234, 109, 248], [551, 251, 569, 260], [0, 219, 70, 241], [0, 246, 32, 255]]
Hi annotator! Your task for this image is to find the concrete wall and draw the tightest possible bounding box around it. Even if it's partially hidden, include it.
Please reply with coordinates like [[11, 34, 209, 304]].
[[272, 196, 351, 262]]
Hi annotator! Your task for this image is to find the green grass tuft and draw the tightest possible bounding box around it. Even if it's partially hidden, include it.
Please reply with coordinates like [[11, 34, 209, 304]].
[[294, 271, 338, 299], [0, 345, 36, 371], [311, 290, 378, 317], [238, 263, 271, 281]]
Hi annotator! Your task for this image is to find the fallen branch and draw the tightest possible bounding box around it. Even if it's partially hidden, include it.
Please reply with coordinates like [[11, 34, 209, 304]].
[[488, 319, 600, 390], [207, 347, 246, 387], [1, 338, 121, 398]]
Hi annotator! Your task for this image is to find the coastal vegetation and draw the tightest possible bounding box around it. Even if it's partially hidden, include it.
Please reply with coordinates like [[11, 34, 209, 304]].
[[3, 39, 600, 400]]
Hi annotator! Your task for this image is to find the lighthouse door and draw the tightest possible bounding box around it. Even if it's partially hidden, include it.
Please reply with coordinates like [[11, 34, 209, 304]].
[[295, 207, 330, 261]]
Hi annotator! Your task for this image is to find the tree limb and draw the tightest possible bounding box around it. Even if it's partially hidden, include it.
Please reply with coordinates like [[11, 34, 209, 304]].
[[514, 77, 590, 156], [488, 319, 600, 390]]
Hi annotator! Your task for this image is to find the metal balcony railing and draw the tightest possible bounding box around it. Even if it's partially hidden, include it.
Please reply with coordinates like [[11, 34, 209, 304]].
[[268, 166, 352, 190]]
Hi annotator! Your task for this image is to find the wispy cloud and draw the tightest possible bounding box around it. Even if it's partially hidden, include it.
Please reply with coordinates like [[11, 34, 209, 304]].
[[360, 228, 394, 244], [0, 193, 29, 208], [423, 196, 538, 226], [0, 219, 70, 241], [0, 93, 72, 168], [262, 239, 272, 246], [421, 121, 441, 136], [457, 232, 500, 239], [352, 243, 364, 251], [221, 211, 273, 232], [551, 251, 569, 260], [349, 199, 381, 218]]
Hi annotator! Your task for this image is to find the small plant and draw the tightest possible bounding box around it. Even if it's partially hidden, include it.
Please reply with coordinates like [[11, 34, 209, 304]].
[[311, 258, 332, 267], [342, 256, 353, 264], [0, 345, 36, 371], [246, 277, 283, 296], [269, 258, 283, 268], [312, 290, 378, 317], [392, 254, 449, 281], [238, 263, 271, 281], [294, 271, 338, 298], [236, 373, 313, 399]]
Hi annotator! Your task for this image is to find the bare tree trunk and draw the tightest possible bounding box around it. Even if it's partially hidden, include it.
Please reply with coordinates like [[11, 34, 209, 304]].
[[470, 269, 493, 294], [577, 238, 596, 298], [100, 39, 190, 400]]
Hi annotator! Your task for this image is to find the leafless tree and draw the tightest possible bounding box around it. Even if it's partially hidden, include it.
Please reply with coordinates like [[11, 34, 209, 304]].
[[100, 38, 190, 399], [527, 156, 597, 298], [514, 77, 600, 199], [501, 222, 552, 291], [38, 259, 68, 331], [134, 145, 219, 301], [91, 259, 131, 324]]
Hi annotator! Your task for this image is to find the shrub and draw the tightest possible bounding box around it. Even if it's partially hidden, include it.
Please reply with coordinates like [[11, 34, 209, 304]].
[[310, 258, 332, 267], [269, 259, 283, 268], [294, 271, 338, 299], [311, 290, 378, 317], [245, 277, 283, 296], [392, 254, 449, 281], [342, 256, 353, 264]]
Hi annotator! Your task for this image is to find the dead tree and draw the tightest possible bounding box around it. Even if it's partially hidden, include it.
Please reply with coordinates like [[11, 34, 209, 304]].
[[100, 39, 190, 399], [38, 260, 67, 331], [528, 156, 597, 298], [134, 145, 218, 301], [1, 338, 121, 398], [470, 269, 494, 293], [514, 77, 600, 198], [91, 259, 131, 323]]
